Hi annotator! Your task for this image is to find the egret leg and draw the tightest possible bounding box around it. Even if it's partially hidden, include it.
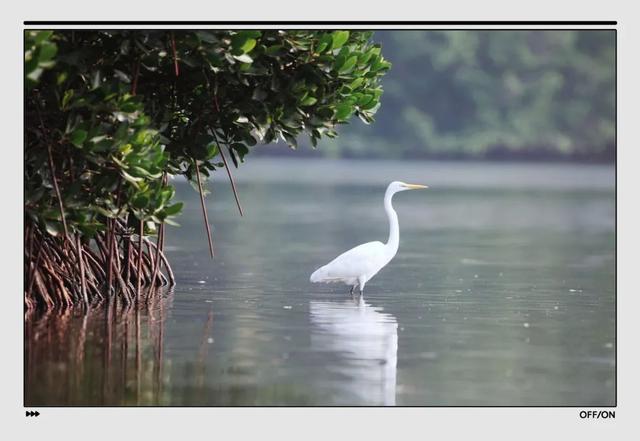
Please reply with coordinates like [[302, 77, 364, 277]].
[[358, 277, 367, 296]]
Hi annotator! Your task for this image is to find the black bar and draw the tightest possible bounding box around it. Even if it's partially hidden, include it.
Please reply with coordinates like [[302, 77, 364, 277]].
[[23, 20, 617, 26]]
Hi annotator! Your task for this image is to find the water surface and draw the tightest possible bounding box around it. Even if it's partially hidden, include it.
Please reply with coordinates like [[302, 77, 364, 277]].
[[25, 158, 615, 406]]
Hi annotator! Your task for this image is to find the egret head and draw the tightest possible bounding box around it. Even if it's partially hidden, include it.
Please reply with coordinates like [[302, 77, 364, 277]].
[[388, 181, 428, 194]]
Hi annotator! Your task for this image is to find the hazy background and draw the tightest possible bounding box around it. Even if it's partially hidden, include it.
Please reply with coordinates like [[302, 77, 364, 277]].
[[254, 30, 615, 162]]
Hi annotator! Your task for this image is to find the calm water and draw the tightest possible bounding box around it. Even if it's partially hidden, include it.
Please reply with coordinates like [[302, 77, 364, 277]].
[[25, 158, 615, 406]]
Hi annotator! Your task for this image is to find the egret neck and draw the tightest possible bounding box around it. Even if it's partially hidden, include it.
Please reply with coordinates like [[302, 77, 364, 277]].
[[384, 185, 400, 258]]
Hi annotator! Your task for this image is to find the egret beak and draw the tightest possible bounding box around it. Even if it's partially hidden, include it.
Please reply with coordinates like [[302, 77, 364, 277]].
[[403, 183, 428, 190]]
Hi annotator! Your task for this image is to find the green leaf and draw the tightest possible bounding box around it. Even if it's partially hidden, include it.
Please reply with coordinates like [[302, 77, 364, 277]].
[[61, 89, 74, 109], [232, 33, 255, 53], [195, 31, 219, 43], [132, 194, 149, 209], [300, 96, 318, 106], [333, 51, 348, 70], [368, 46, 381, 57], [357, 93, 375, 107], [358, 51, 374, 65], [316, 34, 333, 53], [281, 131, 297, 149], [227, 148, 239, 167], [121, 170, 143, 187], [90, 70, 101, 90], [239, 38, 257, 53], [38, 42, 57, 62], [264, 44, 283, 55], [33, 31, 53, 45], [331, 31, 350, 50], [243, 132, 258, 146], [163, 202, 183, 216], [350, 77, 365, 89], [360, 94, 380, 110], [164, 218, 181, 227], [206, 142, 219, 158], [242, 30, 262, 39], [132, 165, 162, 179], [231, 143, 249, 160], [26, 68, 43, 86], [70, 129, 88, 148], [335, 103, 353, 121], [233, 54, 253, 63], [339, 55, 358, 74]]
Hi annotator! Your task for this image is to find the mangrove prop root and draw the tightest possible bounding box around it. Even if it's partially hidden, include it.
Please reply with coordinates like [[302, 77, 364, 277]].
[[218, 146, 244, 217], [136, 219, 144, 303], [194, 159, 215, 259], [24, 220, 176, 312]]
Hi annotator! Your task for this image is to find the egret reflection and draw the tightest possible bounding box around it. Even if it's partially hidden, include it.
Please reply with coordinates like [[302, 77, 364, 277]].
[[310, 297, 398, 405]]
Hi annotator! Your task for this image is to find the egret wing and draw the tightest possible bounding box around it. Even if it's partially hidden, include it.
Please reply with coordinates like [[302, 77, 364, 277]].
[[320, 241, 386, 280]]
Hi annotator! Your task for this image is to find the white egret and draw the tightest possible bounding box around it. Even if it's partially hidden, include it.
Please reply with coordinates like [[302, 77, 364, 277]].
[[310, 181, 428, 295]]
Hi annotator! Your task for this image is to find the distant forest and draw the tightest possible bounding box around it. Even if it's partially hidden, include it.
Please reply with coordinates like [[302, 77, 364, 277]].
[[257, 30, 615, 162]]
